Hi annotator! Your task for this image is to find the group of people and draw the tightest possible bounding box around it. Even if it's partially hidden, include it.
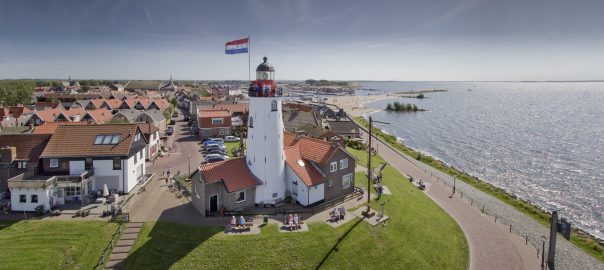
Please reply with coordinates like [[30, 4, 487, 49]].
[[330, 206, 346, 222], [284, 213, 301, 230], [229, 215, 249, 231]]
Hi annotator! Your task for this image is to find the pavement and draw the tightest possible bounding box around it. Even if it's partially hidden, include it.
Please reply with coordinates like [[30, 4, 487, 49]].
[[361, 131, 541, 270]]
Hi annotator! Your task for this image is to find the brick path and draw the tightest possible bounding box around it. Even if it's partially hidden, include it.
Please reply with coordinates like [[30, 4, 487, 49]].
[[104, 222, 143, 270], [362, 131, 541, 270]]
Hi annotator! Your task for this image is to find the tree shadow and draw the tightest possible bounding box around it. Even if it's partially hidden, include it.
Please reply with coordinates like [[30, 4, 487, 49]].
[[0, 220, 18, 232], [314, 217, 365, 270], [123, 203, 224, 269]]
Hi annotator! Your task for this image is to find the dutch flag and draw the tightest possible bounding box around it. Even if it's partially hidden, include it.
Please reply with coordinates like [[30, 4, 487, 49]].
[[225, 38, 249, 54]]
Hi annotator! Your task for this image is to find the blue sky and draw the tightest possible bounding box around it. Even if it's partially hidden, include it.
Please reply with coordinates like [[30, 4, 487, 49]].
[[1, 0, 603, 81]]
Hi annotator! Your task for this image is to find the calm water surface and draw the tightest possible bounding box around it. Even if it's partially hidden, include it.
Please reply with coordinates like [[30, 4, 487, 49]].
[[360, 81, 604, 239]]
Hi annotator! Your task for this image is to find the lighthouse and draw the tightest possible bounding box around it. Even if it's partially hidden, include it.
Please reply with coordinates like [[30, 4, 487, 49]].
[[246, 57, 286, 205]]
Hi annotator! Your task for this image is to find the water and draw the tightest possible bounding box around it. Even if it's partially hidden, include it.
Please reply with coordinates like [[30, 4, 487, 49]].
[[360, 81, 604, 239]]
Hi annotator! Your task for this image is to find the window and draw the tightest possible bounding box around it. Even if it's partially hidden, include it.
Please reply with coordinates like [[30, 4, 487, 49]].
[[113, 157, 121, 170], [19, 194, 26, 203], [272, 192, 278, 198], [249, 117, 253, 128], [211, 118, 224, 125], [271, 100, 277, 111], [134, 153, 138, 163], [292, 181, 298, 186], [65, 186, 81, 196], [95, 134, 121, 145], [340, 158, 348, 170], [330, 161, 337, 172], [49, 159, 59, 168], [342, 173, 352, 189], [236, 190, 245, 203], [329, 179, 333, 187], [17, 161, 27, 169], [139, 150, 143, 160], [31, 195, 38, 203], [111, 135, 121, 144], [85, 158, 93, 170], [102, 135, 113, 144]]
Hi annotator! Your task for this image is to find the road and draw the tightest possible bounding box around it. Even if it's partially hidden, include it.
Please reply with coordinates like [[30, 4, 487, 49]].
[[361, 131, 541, 270]]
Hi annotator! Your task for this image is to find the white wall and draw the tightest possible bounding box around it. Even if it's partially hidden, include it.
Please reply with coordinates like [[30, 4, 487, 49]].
[[246, 97, 286, 204], [69, 160, 85, 175], [10, 187, 52, 212], [93, 159, 123, 192], [308, 183, 324, 205], [124, 149, 146, 193]]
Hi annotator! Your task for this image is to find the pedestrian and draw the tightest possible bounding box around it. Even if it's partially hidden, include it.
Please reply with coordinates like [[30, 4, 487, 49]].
[[166, 166, 171, 184]]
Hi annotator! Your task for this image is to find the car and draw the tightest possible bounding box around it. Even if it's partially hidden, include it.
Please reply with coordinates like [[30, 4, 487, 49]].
[[166, 127, 174, 135], [204, 143, 226, 152], [184, 116, 190, 122], [224, 135, 241, 142], [203, 140, 224, 147], [206, 156, 227, 163], [207, 149, 227, 155], [169, 119, 176, 125], [205, 153, 229, 160], [173, 111, 179, 117], [208, 138, 225, 144]]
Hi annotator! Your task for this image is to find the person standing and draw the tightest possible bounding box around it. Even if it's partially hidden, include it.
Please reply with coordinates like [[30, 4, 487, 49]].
[[166, 167, 171, 184]]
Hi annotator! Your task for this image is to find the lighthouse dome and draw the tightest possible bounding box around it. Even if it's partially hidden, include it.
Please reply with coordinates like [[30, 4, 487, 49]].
[[256, 57, 275, 72]]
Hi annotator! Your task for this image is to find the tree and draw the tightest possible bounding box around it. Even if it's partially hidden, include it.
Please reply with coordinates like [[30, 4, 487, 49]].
[[386, 103, 394, 111], [82, 85, 91, 92], [0, 80, 35, 106], [405, 104, 412, 111], [412, 104, 418, 111]]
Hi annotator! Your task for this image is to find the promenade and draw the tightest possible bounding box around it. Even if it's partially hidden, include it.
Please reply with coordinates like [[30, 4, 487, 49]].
[[360, 131, 540, 270]]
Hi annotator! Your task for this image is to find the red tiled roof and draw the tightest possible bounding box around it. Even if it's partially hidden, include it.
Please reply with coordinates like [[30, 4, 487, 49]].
[[282, 131, 338, 164], [40, 124, 142, 158], [63, 108, 87, 119], [152, 99, 170, 110], [35, 108, 66, 122], [90, 99, 106, 109], [213, 103, 249, 114], [0, 134, 51, 165], [284, 144, 325, 187], [33, 102, 61, 110], [284, 103, 313, 112], [32, 122, 88, 134], [104, 99, 122, 109], [200, 109, 230, 118], [137, 122, 159, 135], [122, 99, 138, 109], [85, 108, 113, 123], [200, 158, 260, 192]]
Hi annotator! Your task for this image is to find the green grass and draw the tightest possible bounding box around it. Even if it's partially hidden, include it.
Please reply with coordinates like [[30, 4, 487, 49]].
[[0, 220, 117, 270], [124, 150, 468, 270], [354, 116, 604, 263], [224, 141, 240, 158]]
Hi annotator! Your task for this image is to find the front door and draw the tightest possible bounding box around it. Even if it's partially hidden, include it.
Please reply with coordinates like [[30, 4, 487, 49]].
[[209, 194, 218, 213]]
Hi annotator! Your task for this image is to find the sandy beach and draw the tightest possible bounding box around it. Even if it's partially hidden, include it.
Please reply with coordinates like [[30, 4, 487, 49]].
[[328, 94, 393, 117]]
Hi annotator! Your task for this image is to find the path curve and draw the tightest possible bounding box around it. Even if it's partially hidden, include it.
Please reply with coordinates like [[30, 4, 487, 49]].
[[361, 131, 541, 270]]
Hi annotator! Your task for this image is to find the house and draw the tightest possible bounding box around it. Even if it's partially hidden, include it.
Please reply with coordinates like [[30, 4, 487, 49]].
[[190, 158, 261, 214], [282, 104, 321, 133], [32, 102, 64, 111], [110, 84, 125, 91], [81, 108, 114, 124], [160, 76, 177, 92], [325, 120, 361, 138], [112, 109, 167, 135], [0, 134, 51, 198], [198, 109, 231, 139], [8, 124, 148, 212], [138, 123, 160, 160]]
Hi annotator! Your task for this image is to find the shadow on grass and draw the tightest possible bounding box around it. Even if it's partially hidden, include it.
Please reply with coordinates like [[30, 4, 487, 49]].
[[314, 217, 365, 270], [0, 220, 18, 232], [123, 204, 223, 269]]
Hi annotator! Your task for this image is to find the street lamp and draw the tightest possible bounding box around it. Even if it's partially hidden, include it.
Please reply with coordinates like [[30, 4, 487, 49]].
[[365, 116, 389, 214], [187, 153, 191, 177]]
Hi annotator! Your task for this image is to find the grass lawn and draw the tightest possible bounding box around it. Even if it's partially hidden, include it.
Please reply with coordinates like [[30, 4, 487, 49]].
[[0, 220, 117, 269], [124, 150, 468, 269], [224, 141, 240, 158]]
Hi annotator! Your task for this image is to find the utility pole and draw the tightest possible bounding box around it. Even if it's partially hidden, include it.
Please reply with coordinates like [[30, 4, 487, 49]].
[[187, 153, 191, 177], [365, 116, 389, 215], [548, 211, 559, 269]]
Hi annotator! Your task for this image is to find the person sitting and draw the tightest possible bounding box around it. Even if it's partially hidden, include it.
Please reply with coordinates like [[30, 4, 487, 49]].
[[230, 216, 236, 231], [288, 214, 294, 230], [338, 207, 346, 220], [239, 215, 245, 229], [293, 214, 299, 229]]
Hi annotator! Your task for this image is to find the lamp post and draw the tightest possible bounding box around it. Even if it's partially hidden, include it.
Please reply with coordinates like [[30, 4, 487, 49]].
[[187, 153, 191, 177], [366, 116, 389, 214]]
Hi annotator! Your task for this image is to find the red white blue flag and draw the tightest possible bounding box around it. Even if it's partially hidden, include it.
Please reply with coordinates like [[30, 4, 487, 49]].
[[225, 38, 249, 54]]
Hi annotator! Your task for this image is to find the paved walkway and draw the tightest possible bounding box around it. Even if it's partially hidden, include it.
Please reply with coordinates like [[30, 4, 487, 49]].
[[105, 222, 143, 270], [362, 131, 541, 270]]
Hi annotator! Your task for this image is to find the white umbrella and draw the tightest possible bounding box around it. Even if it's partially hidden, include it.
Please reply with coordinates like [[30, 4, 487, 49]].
[[103, 184, 109, 197]]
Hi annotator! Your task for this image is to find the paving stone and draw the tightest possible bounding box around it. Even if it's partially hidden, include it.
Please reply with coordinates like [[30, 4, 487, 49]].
[[112, 246, 132, 253], [109, 253, 128, 261], [120, 233, 138, 240], [104, 259, 123, 268], [123, 227, 140, 234], [127, 222, 143, 229]]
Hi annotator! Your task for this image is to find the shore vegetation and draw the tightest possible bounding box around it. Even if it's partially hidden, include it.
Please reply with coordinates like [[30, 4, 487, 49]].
[[353, 116, 604, 263], [385, 101, 424, 112]]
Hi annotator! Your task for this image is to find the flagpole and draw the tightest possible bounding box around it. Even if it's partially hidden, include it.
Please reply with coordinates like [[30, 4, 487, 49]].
[[248, 35, 251, 84]]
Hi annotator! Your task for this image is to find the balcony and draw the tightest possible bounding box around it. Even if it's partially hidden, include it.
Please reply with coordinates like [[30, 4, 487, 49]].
[[55, 169, 94, 183], [8, 169, 95, 189]]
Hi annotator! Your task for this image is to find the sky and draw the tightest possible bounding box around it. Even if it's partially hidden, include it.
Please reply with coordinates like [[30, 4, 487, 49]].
[[1, 0, 603, 81]]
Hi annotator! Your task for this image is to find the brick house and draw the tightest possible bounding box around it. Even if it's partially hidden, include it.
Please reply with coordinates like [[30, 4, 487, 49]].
[[198, 109, 232, 139]]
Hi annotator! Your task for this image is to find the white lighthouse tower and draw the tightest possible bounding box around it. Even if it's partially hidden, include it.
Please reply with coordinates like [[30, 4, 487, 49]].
[[246, 57, 286, 205]]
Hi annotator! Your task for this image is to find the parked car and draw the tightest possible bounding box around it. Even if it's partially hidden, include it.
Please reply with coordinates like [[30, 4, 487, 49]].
[[206, 153, 229, 160], [173, 111, 179, 117], [203, 140, 224, 147], [224, 135, 241, 142], [206, 156, 227, 163], [169, 119, 176, 125], [208, 138, 225, 145], [204, 143, 227, 152], [166, 126, 174, 135], [184, 116, 190, 122], [207, 149, 227, 155]]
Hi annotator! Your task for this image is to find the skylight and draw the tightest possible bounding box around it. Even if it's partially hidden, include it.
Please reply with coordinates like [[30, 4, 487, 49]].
[[297, 160, 305, 167], [95, 134, 121, 145]]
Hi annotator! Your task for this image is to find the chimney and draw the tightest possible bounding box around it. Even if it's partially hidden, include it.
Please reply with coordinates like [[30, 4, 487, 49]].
[[294, 129, 304, 139], [0, 146, 17, 164], [331, 136, 339, 148]]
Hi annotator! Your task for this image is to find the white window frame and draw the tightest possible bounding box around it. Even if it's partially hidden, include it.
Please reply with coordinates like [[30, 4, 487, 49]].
[[330, 161, 337, 172], [49, 159, 59, 168], [17, 161, 27, 169], [211, 118, 224, 125], [339, 158, 348, 170], [342, 173, 352, 189], [329, 179, 333, 187], [236, 190, 246, 203]]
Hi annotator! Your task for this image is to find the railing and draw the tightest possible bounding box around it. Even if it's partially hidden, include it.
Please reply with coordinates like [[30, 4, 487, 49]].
[[55, 169, 94, 183], [94, 212, 129, 270]]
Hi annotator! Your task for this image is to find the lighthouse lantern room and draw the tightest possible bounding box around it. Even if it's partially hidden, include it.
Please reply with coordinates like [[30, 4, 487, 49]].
[[246, 57, 286, 205]]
